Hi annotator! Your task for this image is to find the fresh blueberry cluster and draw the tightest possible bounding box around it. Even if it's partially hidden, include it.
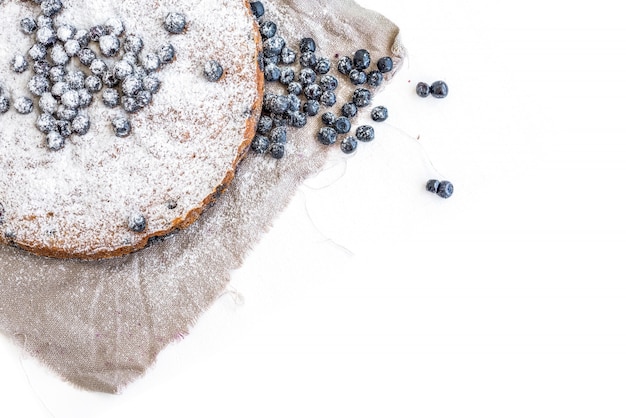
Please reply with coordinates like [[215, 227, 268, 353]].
[[1, 1, 181, 151], [248, 1, 394, 158], [416, 80, 448, 98], [426, 179, 454, 199]]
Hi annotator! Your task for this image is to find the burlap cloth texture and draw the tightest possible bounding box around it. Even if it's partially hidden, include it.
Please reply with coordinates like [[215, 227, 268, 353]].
[[0, 0, 405, 393]]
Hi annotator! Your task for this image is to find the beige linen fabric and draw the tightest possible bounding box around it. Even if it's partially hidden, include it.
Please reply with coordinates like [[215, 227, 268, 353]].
[[0, 0, 405, 393]]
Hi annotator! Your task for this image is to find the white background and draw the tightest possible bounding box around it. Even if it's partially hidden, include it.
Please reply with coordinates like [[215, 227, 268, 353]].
[[2, 0, 626, 416]]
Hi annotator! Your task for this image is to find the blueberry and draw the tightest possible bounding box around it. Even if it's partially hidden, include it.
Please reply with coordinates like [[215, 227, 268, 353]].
[[28, 75, 50, 97], [315, 57, 331, 74], [269, 125, 287, 143], [112, 116, 131, 137], [337, 56, 352, 75], [299, 68, 317, 86], [263, 62, 280, 82], [355, 125, 375, 142], [353, 49, 371, 70], [287, 110, 307, 128], [56, 24, 76, 43], [321, 111, 336, 126], [89, 25, 106, 42], [14, 97, 33, 114], [77, 88, 93, 108], [0, 203, 4, 224], [102, 88, 120, 107], [425, 179, 440, 193], [36, 25, 56, 45], [122, 52, 138, 65], [61, 89, 80, 109], [317, 126, 337, 146], [204, 60, 224, 82], [352, 88, 372, 107], [302, 99, 320, 116], [319, 90, 336, 107], [48, 66, 66, 83], [259, 21, 277, 39], [20, 17, 37, 35], [299, 51, 317, 68], [269, 142, 285, 159], [51, 81, 69, 98], [57, 120, 72, 137], [114, 60, 134, 80], [99, 35, 121, 57], [304, 84, 322, 100], [263, 36, 285, 57], [105, 17, 126, 36], [11, 55, 28, 73], [256, 115, 273, 134], [102, 70, 119, 88], [416, 82, 430, 97], [36, 15, 53, 29], [164, 12, 186, 34], [124, 34, 144, 54], [50, 44, 69, 66], [341, 102, 357, 118], [367, 70, 383, 87], [286, 93, 301, 111], [128, 212, 146, 232], [89, 58, 107, 76], [263, 55, 279, 66], [64, 39, 81, 57], [74, 29, 90, 47], [55, 105, 77, 121], [430, 80, 448, 98], [28, 43, 47, 61], [157, 43, 176, 63], [0, 95, 9, 114], [32, 60, 51, 76], [436, 180, 454, 198], [280, 47, 296, 65], [320, 75, 338, 91], [66, 70, 85, 89], [79, 48, 99, 65], [287, 81, 303, 96], [349, 69, 367, 85], [267, 94, 289, 114], [72, 113, 90, 135], [41, 0, 63, 17], [142, 74, 161, 94], [36, 113, 57, 133], [38, 92, 57, 114], [122, 75, 142, 96], [299, 37, 316, 53], [334, 116, 351, 134], [46, 131, 65, 151], [377, 56, 393, 73], [340, 136, 358, 154], [250, 1, 265, 19], [142, 53, 161, 72], [250, 134, 270, 153], [371, 105, 388, 122]]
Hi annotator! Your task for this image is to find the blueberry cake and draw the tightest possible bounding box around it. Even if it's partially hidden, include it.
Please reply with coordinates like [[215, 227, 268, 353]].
[[0, 0, 263, 259]]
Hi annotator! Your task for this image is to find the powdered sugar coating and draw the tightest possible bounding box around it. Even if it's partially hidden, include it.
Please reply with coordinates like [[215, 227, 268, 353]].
[[0, 0, 262, 259]]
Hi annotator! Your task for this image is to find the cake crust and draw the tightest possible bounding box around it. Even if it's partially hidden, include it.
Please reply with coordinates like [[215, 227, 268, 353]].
[[0, 0, 264, 259]]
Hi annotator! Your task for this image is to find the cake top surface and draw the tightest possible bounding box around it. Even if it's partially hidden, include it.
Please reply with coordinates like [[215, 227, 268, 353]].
[[0, 0, 262, 259]]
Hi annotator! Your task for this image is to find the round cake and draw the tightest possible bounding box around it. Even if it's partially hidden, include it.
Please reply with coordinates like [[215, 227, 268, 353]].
[[0, 0, 263, 259]]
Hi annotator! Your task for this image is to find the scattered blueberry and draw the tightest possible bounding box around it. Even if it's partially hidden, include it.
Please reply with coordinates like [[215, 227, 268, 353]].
[[269, 125, 287, 144], [302, 99, 320, 116], [57, 120, 73, 137], [287, 110, 307, 128], [38, 92, 57, 114], [349, 69, 367, 85], [353, 49, 371, 70], [376, 56, 393, 73], [124, 34, 144, 54], [64, 39, 81, 57], [299, 51, 317, 68], [371, 105, 388, 122], [32, 60, 51, 76], [355, 125, 375, 142], [105, 17, 125, 36], [66, 70, 85, 90], [341, 102, 357, 118], [250, 1, 265, 19], [61, 90, 80, 109], [28, 43, 47, 61], [50, 43, 69, 66], [304, 84, 322, 100], [269, 142, 285, 159], [280, 47, 296, 65], [157, 43, 176, 63], [204, 60, 224, 82], [89, 58, 108, 76], [48, 66, 66, 83], [0, 95, 10, 114], [56, 24, 76, 43], [321, 111, 337, 126], [287, 81, 303, 96], [20, 17, 37, 35], [317, 126, 337, 145], [279, 67, 295, 85], [112, 116, 131, 137], [89, 25, 106, 42], [46, 131, 65, 151], [299, 37, 316, 53], [259, 21, 277, 39], [36, 113, 57, 133], [319, 90, 336, 107], [367, 70, 383, 87], [164, 12, 186, 34], [416, 82, 430, 97], [436, 180, 454, 198], [36, 25, 56, 45], [334, 116, 351, 134], [251, 134, 270, 154], [263, 62, 280, 81], [55, 105, 77, 121], [256, 114, 273, 134], [337, 56, 353, 75], [352, 88, 372, 107], [298, 68, 316, 85], [99, 35, 121, 57], [315, 57, 331, 74], [71, 113, 90, 135], [142, 53, 161, 72], [11, 55, 29, 73], [430, 80, 449, 98], [41, 0, 63, 17], [102, 88, 120, 107], [340, 136, 358, 154], [425, 179, 440, 194], [142, 74, 161, 94], [28, 75, 50, 96], [320, 74, 338, 91], [263, 36, 285, 57], [128, 212, 146, 232]]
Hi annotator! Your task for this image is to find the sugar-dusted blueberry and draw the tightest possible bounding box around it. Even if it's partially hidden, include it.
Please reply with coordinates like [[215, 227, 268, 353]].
[[267, 94, 289, 114], [352, 88, 372, 107], [280, 47, 296, 65], [66, 70, 85, 89], [157, 43, 176, 63], [28, 74, 50, 97], [355, 125, 375, 142], [436, 180, 454, 198], [72, 113, 90, 135], [61, 89, 80, 109], [28, 43, 47, 61], [142, 53, 161, 72], [302, 99, 320, 116], [122, 75, 142, 96], [20, 17, 37, 35], [14, 97, 34, 114], [64, 39, 81, 57], [124, 34, 144, 54], [48, 65, 66, 83], [263, 62, 280, 82], [317, 126, 337, 146], [32, 60, 51, 77], [102, 88, 120, 107], [203, 60, 224, 82], [105, 17, 125, 36], [77, 88, 92, 108], [41, 0, 63, 17], [287, 81, 303, 96], [50, 44, 69, 66], [164, 12, 186, 34], [135, 90, 152, 108], [304, 83, 322, 100], [88, 58, 107, 77], [112, 116, 131, 137], [321, 111, 336, 126], [287, 110, 307, 128], [256, 114, 273, 134], [11, 55, 28, 73], [78, 47, 96, 66], [128, 212, 146, 232], [263, 55, 279, 66], [142, 74, 161, 94], [334, 116, 351, 134], [337, 55, 353, 75], [250, 1, 265, 19], [250, 134, 270, 154], [425, 179, 440, 194], [37, 15, 53, 29], [416, 82, 430, 97], [55, 105, 77, 121], [46, 131, 65, 151], [259, 20, 277, 39], [299, 51, 317, 68], [57, 120, 72, 138], [269, 142, 285, 159], [340, 136, 358, 154], [299, 37, 316, 53], [279, 67, 295, 85], [99, 35, 121, 57], [286, 93, 301, 111], [371, 105, 388, 122], [36, 113, 57, 133], [269, 125, 287, 144], [89, 25, 106, 42], [36, 25, 56, 45], [367, 70, 383, 87], [263, 36, 285, 57], [314, 57, 331, 75], [101, 70, 119, 88], [349, 69, 367, 85], [319, 90, 336, 107], [56, 23, 76, 43], [341, 102, 357, 118], [376, 56, 393, 73], [114, 60, 134, 80], [122, 52, 138, 65], [74, 29, 90, 47], [38, 92, 57, 114], [353, 49, 371, 70], [320, 74, 338, 92], [430, 80, 449, 98], [0, 95, 9, 114], [50, 81, 69, 98], [298, 67, 316, 85]]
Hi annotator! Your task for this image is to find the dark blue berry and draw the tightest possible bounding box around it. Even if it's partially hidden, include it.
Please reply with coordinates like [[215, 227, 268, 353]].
[[158, 43, 176, 63], [41, 0, 63, 17], [135, 90, 152, 108], [11, 55, 28, 73], [337, 56, 353, 75], [264, 62, 280, 81], [74, 29, 90, 48], [341, 102, 357, 118], [32, 60, 51, 77], [286, 93, 301, 111], [20, 17, 37, 35], [340, 136, 358, 154], [102, 88, 120, 107], [349, 69, 367, 85], [431, 80, 449, 98], [46, 131, 65, 151], [299, 37, 316, 53], [287, 110, 306, 128], [367, 70, 383, 87], [89, 58, 108, 76], [416, 82, 430, 97], [56, 24, 76, 43], [105, 17, 125, 36], [251, 134, 270, 154], [321, 112, 336, 126], [299, 51, 317, 68], [122, 96, 140, 113], [64, 40, 81, 57], [269, 126, 287, 144], [28, 75, 50, 96], [124, 35, 144, 54], [204, 60, 224, 82], [250, 1, 265, 19], [320, 74, 338, 91], [55, 105, 77, 122], [89, 25, 106, 42], [48, 66, 66, 83], [298, 68, 316, 85], [36, 113, 57, 133], [377, 57, 393, 73], [14, 97, 33, 114], [319, 90, 336, 107], [36, 27, 56, 46], [425, 179, 440, 193], [61, 89, 80, 109], [38, 93, 57, 114], [51, 81, 69, 98], [314, 58, 331, 74], [267, 94, 289, 114], [100, 35, 121, 57], [371, 106, 388, 122], [37, 15, 53, 29], [304, 84, 322, 100], [102, 70, 119, 88], [57, 120, 72, 138], [112, 116, 131, 137], [256, 114, 273, 134], [72, 113, 90, 135], [302, 99, 320, 116], [334, 116, 351, 134], [263, 36, 285, 57], [352, 88, 372, 107], [113, 60, 133, 80], [269, 142, 285, 159], [436, 180, 454, 198], [142, 53, 161, 72], [142, 74, 161, 93], [280, 47, 296, 64], [77, 89, 93, 108], [0, 95, 9, 114], [317, 126, 337, 146], [353, 49, 371, 70], [259, 21, 277, 39], [29, 43, 47, 61], [128, 212, 146, 232], [287, 81, 303, 95], [263, 55, 279, 66], [66, 70, 85, 89], [164, 12, 186, 34], [280, 67, 295, 85], [355, 125, 375, 142]]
